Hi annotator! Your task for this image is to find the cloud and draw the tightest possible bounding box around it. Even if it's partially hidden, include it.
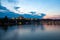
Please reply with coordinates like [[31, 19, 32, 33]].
[[6, 0, 18, 3], [1, 0, 20, 13], [1, 0, 19, 5]]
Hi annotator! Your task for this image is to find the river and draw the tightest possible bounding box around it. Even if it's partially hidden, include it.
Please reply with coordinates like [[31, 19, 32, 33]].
[[0, 24, 60, 40]]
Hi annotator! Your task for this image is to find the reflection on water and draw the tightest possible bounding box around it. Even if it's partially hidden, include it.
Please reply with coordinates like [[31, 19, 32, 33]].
[[0, 24, 60, 40]]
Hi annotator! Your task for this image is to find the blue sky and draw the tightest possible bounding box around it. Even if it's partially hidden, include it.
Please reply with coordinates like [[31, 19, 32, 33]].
[[1, 0, 60, 18]]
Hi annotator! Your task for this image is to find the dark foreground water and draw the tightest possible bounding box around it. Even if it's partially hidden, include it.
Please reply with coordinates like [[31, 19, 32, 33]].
[[0, 24, 60, 40]]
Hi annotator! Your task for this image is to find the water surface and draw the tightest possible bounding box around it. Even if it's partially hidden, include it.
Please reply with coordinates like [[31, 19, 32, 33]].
[[0, 24, 60, 40]]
